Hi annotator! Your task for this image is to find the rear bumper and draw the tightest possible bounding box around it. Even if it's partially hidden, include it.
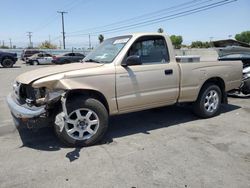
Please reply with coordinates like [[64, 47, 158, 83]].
[[6, 93, 46, 119]]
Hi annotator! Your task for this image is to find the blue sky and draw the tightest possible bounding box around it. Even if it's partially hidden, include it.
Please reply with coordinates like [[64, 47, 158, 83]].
[[0, 0, 249, 48]]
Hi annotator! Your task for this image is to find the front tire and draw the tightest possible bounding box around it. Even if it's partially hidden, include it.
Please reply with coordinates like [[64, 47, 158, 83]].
[[1, 58, 14, 68], [193, 84, 222, 118], [32, 60, 39, 65], [54, 98, 108, 147]]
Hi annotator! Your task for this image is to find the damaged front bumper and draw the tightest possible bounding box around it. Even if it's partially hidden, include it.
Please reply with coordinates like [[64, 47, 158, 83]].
[[6, 93, 48, 129], [7, 94, 46, 118]]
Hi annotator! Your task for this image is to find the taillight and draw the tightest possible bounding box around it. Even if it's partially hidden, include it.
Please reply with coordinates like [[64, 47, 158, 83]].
[[52, 56, 57, 60]]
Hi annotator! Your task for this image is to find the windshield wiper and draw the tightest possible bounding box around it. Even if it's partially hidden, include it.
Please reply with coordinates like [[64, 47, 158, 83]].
[[84, 59, 102, 63]]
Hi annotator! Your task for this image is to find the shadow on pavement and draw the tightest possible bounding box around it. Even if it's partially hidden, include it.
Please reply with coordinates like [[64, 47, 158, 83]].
[[18, 127, 62, 151], [105, 103, 240, 140], [0, 66, 21, 69], [16, 103, 240, 161]]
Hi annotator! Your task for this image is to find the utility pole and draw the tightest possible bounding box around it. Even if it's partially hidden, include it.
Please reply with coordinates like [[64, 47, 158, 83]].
[[57, 11, 67, 49], [27, 32, 33, 48], [88, 34, 91, 49], [9, 38, 12, 48], [209, 37, 214, 48]]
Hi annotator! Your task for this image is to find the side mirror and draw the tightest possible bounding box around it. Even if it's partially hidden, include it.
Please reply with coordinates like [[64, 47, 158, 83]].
[[122, 55, 142, 67]]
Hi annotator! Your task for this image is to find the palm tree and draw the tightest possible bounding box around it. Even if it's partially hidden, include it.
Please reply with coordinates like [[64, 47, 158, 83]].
[[157, 28, 164, 33], [98, 34, 104, 43]]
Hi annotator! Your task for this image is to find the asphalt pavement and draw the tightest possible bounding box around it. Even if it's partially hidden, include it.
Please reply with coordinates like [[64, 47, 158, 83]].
[[0, 60, 249, 188]]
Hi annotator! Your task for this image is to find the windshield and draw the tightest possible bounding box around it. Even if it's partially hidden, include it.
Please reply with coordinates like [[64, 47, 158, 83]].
[[84, 35, 131, 63]]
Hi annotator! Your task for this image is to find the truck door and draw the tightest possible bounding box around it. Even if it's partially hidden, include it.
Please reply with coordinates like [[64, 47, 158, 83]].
[[116, 35, 179, 112]]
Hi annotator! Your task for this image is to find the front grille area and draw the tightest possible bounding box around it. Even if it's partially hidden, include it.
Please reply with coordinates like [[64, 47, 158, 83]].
[[18, 84, 36, 104], [19, 84, 35, 102], [16, 84, 47, 106], [13, 81, 48, 106]]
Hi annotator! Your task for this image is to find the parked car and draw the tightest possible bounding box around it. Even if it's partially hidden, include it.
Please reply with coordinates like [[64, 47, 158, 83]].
[[21, 49, 43, 61], [212, 39, 250, 65], [212, 39, 250, 95], [52, 52, 85, 64], [0, 51, 18, 68], [27, 52, 53, 65], [7, 33, 242, 147]]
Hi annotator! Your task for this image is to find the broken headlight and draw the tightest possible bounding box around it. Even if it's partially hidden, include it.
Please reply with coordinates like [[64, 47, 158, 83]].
[[33, 87, 47, 99], [31, 88, 64, 106]]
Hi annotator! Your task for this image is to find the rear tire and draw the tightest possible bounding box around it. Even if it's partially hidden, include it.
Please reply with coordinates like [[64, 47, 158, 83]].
[[62, 59, 70, 64], [1, 58, 14, 68], [193, 84, 222, 118], [32, 60, 39, 65], [54, 98, 108, 147]]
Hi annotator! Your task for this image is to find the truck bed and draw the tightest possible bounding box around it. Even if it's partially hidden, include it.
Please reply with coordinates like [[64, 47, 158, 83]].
[[177, 60, 242, 102]]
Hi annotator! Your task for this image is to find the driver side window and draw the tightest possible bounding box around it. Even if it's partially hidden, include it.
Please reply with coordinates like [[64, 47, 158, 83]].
[[128, 36, 169, 64]]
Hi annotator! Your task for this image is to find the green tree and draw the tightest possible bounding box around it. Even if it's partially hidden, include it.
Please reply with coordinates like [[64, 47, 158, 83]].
[[170, 35, 183, 49], [0, 45, 9, 49], [98, 34, 104, 43], [39, 41, 57, 49], [157, 28, 164, 33], [191, 41, 211, 48], [191, 41, 203, 48], [203, 41, 211, 48], [235, 31, 250, 44]]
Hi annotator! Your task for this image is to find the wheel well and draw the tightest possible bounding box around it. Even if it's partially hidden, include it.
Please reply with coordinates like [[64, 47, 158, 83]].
[[2, 56, 15, 61], [65, 89, 110, 113], [200, 77, 227, 103]]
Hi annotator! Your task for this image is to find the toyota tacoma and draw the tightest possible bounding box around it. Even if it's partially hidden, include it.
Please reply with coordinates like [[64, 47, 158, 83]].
[[7, 33, 242, 146]]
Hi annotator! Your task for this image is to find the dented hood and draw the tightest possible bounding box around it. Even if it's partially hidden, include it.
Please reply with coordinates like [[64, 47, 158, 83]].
[[16, 63, 103, 84]]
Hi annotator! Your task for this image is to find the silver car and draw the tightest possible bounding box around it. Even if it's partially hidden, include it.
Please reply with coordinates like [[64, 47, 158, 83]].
[[27, 52, 53, 65]]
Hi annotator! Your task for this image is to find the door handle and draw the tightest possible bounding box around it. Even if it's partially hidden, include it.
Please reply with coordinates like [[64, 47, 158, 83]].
[[165, 69, 173, 75]]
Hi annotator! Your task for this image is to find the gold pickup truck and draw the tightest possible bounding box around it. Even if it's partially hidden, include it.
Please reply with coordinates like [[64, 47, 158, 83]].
[[7, 33, 242, 146]]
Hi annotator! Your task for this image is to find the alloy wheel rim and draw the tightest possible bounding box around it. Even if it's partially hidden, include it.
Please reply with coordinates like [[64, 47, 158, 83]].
[[4, 60, 12, 67], [65, 108, 99, 140], [204, 90, 219, 113]]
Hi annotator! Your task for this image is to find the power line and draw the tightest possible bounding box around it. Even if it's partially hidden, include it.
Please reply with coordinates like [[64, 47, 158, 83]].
[[67, 0, 237, 37], [32, 15, 60, 33], [31, 0, 84, 34], [6, 0, 237, 48], [57, 11, 68, 49], [50, 35, 62, 42], [76, 0, 233, 36], [68, 0, 206, 35]]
